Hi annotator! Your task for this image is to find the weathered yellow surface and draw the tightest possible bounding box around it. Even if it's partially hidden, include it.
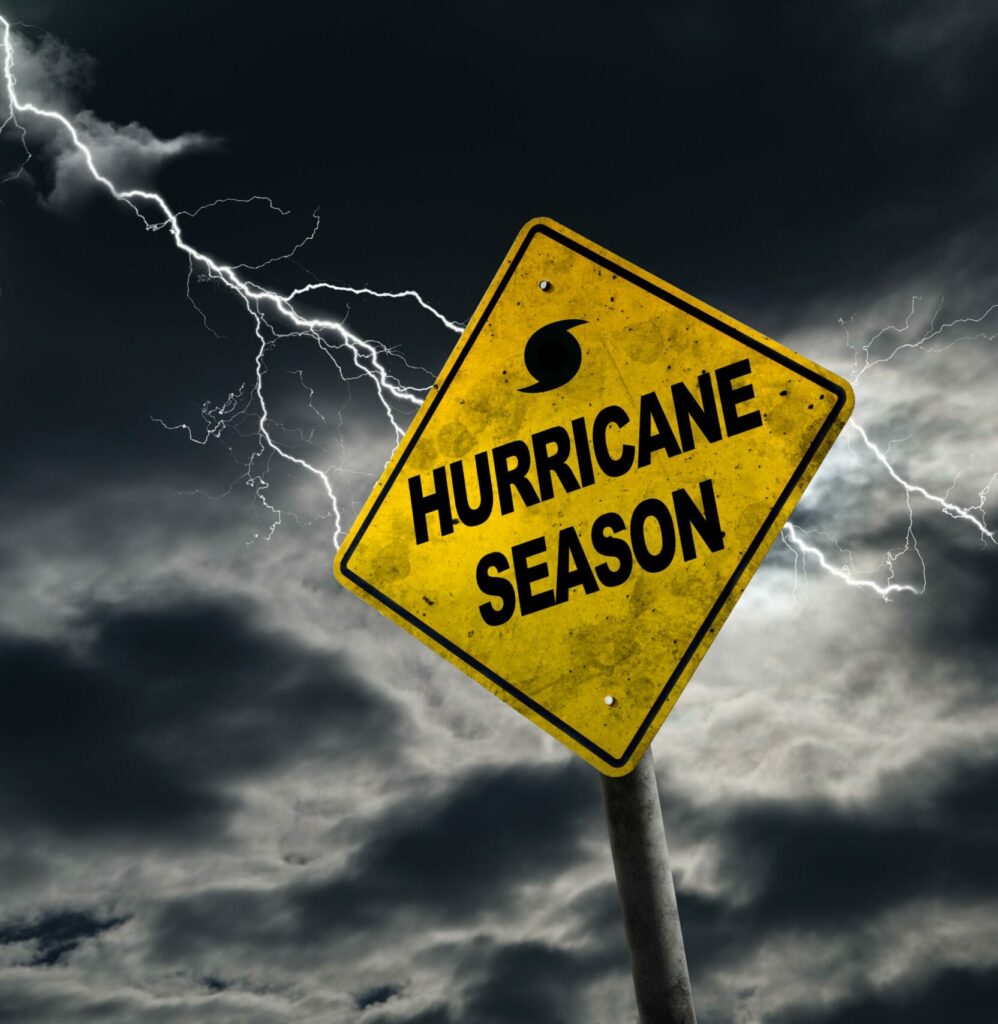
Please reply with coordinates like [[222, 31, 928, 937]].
[[334, 218, 853, 775]]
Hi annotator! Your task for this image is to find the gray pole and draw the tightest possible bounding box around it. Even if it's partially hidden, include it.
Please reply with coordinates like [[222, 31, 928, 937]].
[[601, 749, 697, 1024]]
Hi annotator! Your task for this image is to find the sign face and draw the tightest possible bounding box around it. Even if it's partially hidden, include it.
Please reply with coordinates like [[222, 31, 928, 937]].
[[335, 218, 853, 775]]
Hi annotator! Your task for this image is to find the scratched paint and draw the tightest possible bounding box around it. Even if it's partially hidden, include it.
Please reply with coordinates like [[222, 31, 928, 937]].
[[335, 218, 854, 775]]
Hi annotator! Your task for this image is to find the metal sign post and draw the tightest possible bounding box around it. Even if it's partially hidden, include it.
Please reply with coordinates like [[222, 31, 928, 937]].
[[602, 750, 697, 1024]]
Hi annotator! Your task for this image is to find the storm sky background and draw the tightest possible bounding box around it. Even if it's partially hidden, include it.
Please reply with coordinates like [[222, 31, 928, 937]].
[[1, 3, 998, 1022]]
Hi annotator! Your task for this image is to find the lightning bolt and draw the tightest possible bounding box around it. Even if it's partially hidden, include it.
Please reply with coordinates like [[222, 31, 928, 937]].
[[1, 15, 993, 595], [844, 293, 998, 382], [781, 300, 997, 600], [0, 15, 460, 548]]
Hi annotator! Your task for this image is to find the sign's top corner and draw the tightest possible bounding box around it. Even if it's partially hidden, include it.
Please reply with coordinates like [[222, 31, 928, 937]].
[[512, 215, 565, 249]]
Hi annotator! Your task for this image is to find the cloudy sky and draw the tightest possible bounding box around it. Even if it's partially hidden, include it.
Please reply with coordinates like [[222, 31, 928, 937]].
[[1, 2, 997, 1022]]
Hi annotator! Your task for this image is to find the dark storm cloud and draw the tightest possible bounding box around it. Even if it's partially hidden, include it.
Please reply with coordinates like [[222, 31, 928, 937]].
[[293, 756, 599, 930], [801, 504, 998, 674], [557, 748, 998, 1003], [570, 876, 753, 988], [456, 938, 625, 1024], [896, 522, 998, 663], [769, 963, 998, 1024], [365, 1006, 457, 1024], [715, 765, 998, 930], [437, 0, 998, 317], [146, 744, 998, 1015], [364, 932, 629, 1024], [0, 595, 400, 842], [129, 721, 998, 1015], [632, 751, 998, 976], [0, 910, 127, 966], [355, 983, 402, 1010], [0, 977, 291, 1024], [152, 758, 601, 955], [568, 872, 754, 985]]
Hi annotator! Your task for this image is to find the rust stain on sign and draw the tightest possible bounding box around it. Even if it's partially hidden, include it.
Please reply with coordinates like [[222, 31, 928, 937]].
[[335, 218, 854, 775]]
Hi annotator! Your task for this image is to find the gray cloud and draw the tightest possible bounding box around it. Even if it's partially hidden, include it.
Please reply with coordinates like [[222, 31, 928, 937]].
[[770, 963, 998, 1024], [8, 25, 213, 208], [8, 27, 94, 111], [45, 110, 214, 208], [449, 938, 623, 1024], [0, 911, 127, 967], [0, 594, 401, 843], [152, 757, 602, 958]]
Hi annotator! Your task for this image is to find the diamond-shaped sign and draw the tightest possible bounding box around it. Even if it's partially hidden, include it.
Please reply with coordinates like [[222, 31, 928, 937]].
[[335, 219, 853, 775]]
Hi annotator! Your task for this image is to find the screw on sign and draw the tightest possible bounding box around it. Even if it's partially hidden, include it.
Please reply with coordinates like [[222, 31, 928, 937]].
[[334, 219, 854, 1023]]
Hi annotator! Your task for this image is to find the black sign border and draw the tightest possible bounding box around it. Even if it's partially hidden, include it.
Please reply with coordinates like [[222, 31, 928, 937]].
[[339, 222, 848, 769]]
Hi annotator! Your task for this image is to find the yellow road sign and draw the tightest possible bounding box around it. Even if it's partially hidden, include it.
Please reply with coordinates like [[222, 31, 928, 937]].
[[334, 218, 854, 775]]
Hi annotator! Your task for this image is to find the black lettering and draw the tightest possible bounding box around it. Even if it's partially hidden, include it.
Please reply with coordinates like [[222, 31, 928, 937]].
[[671, 371, 723, 452], [592, 405, 635, 477], [591, 511, 633, 587], [492, 440, 542, 515], [554, 526, 599, 605], [451, 452, 494, 527], [408, 467, 455, 545], [715, 359, 763, 437], [571, 416, 596, 487], [630, 498, 677, 572], [673, 479, 725, 561], [477, 551, 515, 626], [532, 426, 581, 501], [512, 536, 555, 616], [637, 391, 680, 466]]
